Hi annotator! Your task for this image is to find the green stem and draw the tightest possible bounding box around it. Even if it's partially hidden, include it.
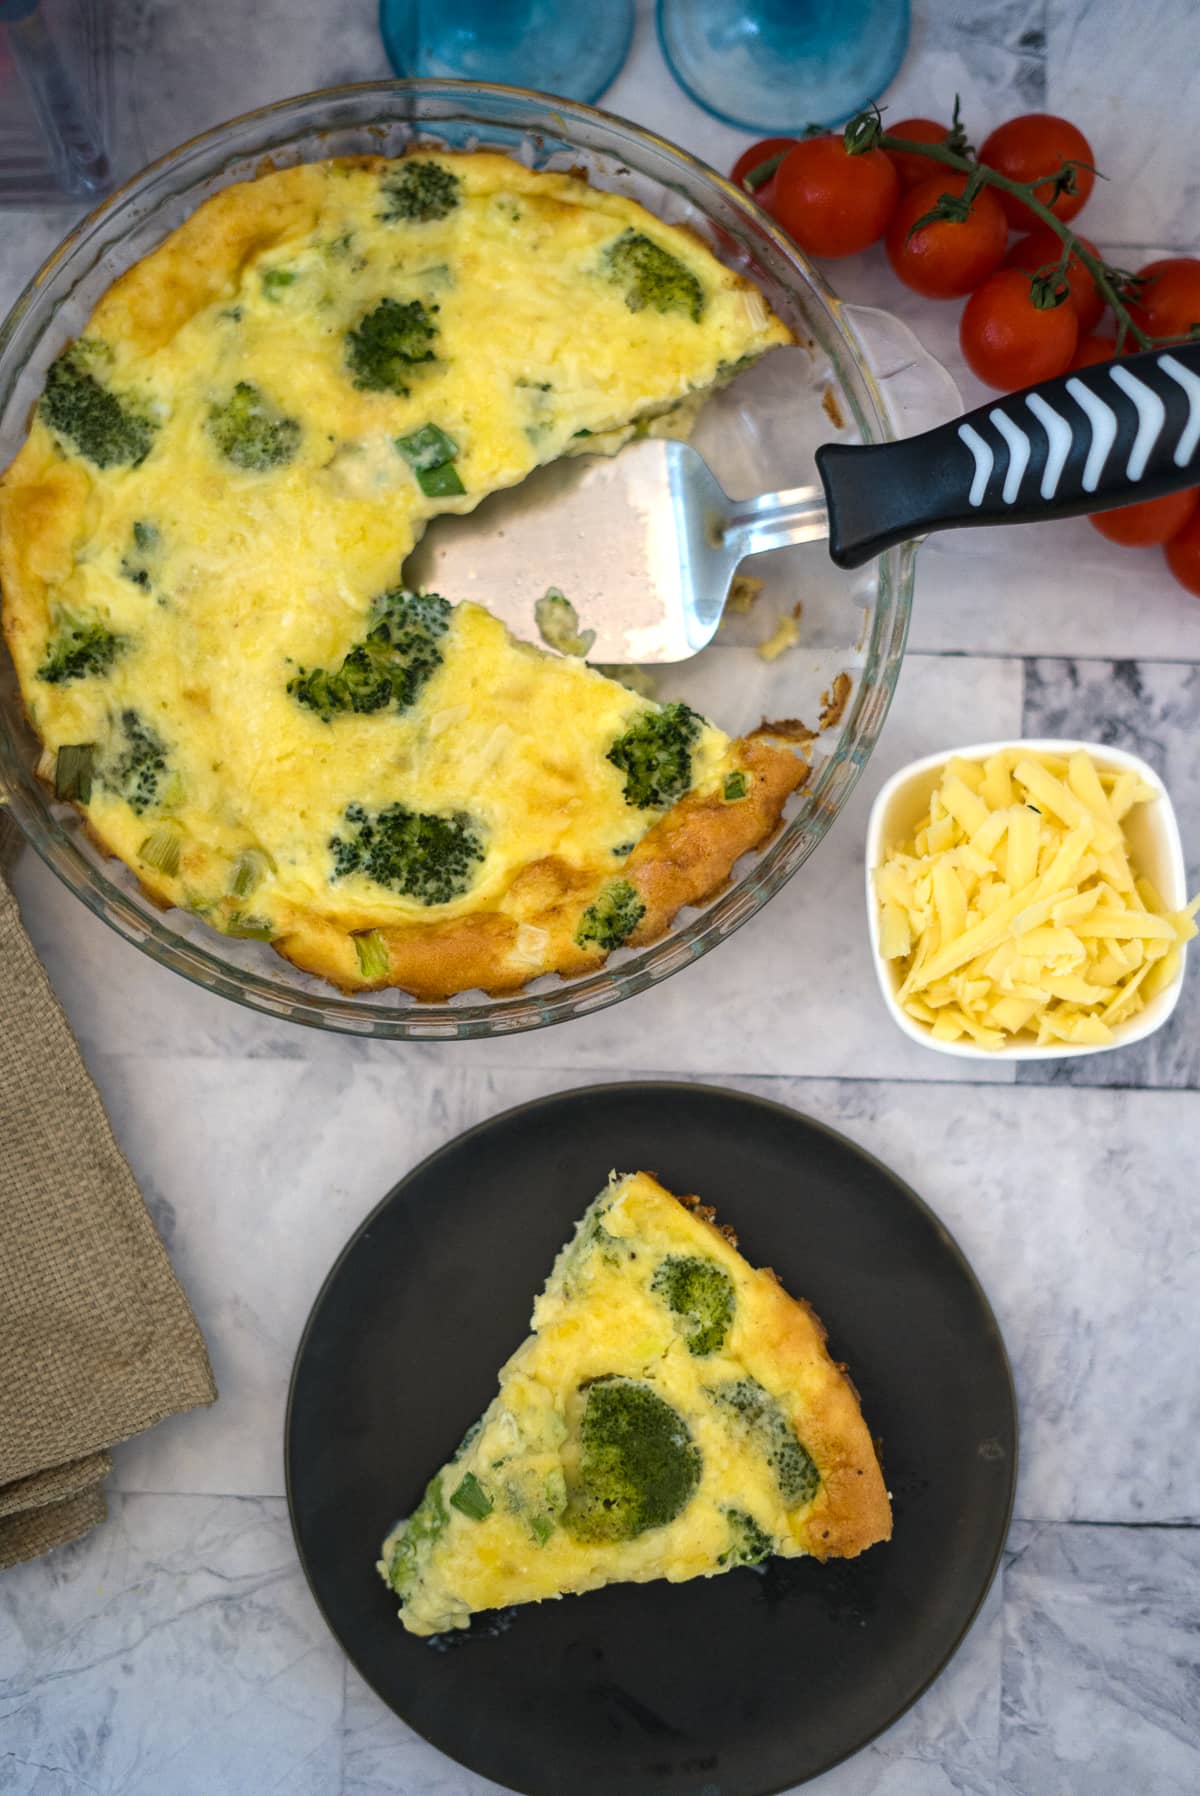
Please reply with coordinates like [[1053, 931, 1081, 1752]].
[[874, 131, 1154, 351], [743, 148, 788, 192]]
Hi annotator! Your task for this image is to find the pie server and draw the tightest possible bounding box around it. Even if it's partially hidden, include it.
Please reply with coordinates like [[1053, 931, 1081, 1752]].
[[407, 340, 1200, 664]]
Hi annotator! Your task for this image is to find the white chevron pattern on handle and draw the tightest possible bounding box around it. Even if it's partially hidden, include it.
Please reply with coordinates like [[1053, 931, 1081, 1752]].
[[1026, 392, 1073, 499], [958, 422, 994, 507], [1109, 364, 1166, 480], [1065, 376, 1119, 491], [1159, 353, 1200, 467], [950, 347, 1200, 523], [990, 408, 1032, 504]]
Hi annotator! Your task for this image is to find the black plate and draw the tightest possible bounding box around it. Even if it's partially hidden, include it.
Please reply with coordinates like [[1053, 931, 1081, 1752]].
[[286, 1083, 1016, 1796]]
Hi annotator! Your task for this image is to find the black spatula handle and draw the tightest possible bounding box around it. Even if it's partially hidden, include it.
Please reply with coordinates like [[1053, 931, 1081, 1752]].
[[816, 341, 1200, 570]]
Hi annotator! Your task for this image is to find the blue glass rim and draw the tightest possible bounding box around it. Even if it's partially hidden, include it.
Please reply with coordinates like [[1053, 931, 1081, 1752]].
[[377, 0, 637, 108], [654, 0, 911, 135]]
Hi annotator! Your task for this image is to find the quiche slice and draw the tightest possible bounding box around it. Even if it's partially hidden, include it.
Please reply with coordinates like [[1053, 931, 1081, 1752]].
[[0, 150, 807, 998], [380, 1172, 891, 1636]]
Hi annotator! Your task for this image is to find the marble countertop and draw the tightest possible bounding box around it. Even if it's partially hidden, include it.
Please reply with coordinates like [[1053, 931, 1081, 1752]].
[[2, 2, 1198, 1792]]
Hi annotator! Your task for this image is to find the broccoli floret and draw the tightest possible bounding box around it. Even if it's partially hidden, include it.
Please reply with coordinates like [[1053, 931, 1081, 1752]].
[[346, 299, 438, 394], [604, 231, 705, 323], [207, 382, 300, 471], [119, 519, 161, 589], [719, 1507, 774, 1568], [289, 587, 450, 720], [607, 701, 704, 809], [329, 800, 484, 905], [40, 344, 156, 469], [385, 1474, 449, 1600], [709, 1377, 820, 1508], [37, 613, 126, 684], [380, 159, 462, 223], [564, 1375, 701, 1544], [575, 879, 645, 952], [651, 1254, 735, 1356], [100, 709, 169, 815]]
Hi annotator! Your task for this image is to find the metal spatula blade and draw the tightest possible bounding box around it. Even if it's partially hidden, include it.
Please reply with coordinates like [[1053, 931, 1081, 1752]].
[[404, 340, 1200, 664], [403, 440, 827, 664]]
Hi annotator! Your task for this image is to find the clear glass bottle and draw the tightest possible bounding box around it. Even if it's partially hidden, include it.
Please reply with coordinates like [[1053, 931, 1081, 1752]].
[[0, 0, 112, 203]]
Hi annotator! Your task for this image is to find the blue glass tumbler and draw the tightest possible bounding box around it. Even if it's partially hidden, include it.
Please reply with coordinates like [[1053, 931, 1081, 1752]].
[[380, 0, 635, 106], [657, 0, 910, 133]]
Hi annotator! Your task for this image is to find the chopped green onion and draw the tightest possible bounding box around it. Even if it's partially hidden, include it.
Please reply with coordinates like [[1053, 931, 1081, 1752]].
[[230, 848, 272, 899], [417, 461, 465, 497], [530, 1513, 555, 1546], [354, 930, 390, 980], [138, 823, 183, 876], [724, 770, 749, 801], [449, 1472, 493, 1520], [54, 743, 94, 803], [223, 912, 275, 940], [395, 424, 465, 498], [395, 422, 459, 472], [262, 268, 296, 297], [534, 589, 595, 658]]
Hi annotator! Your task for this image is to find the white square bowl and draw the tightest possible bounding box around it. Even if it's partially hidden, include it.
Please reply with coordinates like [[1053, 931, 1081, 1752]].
[[864, 738, 1191, 1061]]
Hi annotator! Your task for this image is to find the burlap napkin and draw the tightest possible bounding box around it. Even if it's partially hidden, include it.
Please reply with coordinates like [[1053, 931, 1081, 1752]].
[[0, 814, 216, 1567]]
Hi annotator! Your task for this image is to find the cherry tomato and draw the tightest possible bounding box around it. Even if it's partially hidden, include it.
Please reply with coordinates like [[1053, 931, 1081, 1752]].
[[979, 113, 1095, 227], [1003, 226, 1103, 335], [886, 174, 1007, 299], [1126, 257, 1200, 343], [959, 269, 1078, 390], [730, 136, 796, 211], [1165, 506, 1200, 596], [885, 118, 951, 190], [771, 135, 899, 258], [1070, 333, 1118, 370], [1088, 489, 1199, 547]]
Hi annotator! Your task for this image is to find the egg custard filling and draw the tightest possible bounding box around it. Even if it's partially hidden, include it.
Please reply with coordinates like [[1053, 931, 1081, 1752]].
[[0, 152, 806, 997], [380, 1172, 891, 1636]]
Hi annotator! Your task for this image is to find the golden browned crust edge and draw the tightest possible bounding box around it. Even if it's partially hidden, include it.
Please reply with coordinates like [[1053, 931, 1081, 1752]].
[[641, 1171, 892, 1561], [274, 734, 808, 998], [0, 150, 800, 1003]]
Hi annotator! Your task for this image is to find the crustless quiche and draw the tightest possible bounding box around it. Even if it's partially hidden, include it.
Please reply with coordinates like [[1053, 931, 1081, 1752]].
[[0, 152, 806, 997], [381, 1173, 891, 1636]]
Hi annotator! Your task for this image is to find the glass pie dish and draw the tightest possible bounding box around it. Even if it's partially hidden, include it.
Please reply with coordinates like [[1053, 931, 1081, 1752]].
[[0, 79, 959, 1040]]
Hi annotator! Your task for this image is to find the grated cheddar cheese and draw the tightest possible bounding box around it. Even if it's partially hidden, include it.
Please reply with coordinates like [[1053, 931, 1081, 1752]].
[[874, 748, 1198, 1049]]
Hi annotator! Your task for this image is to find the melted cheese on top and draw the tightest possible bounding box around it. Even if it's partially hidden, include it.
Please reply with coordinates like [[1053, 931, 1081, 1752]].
[[3, 153, 789, 954]]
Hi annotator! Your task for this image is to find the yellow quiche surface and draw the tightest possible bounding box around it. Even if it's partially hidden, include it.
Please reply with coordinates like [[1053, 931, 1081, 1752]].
[[0, 151, 802, 998], [380, 1172, 891, 1636]]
